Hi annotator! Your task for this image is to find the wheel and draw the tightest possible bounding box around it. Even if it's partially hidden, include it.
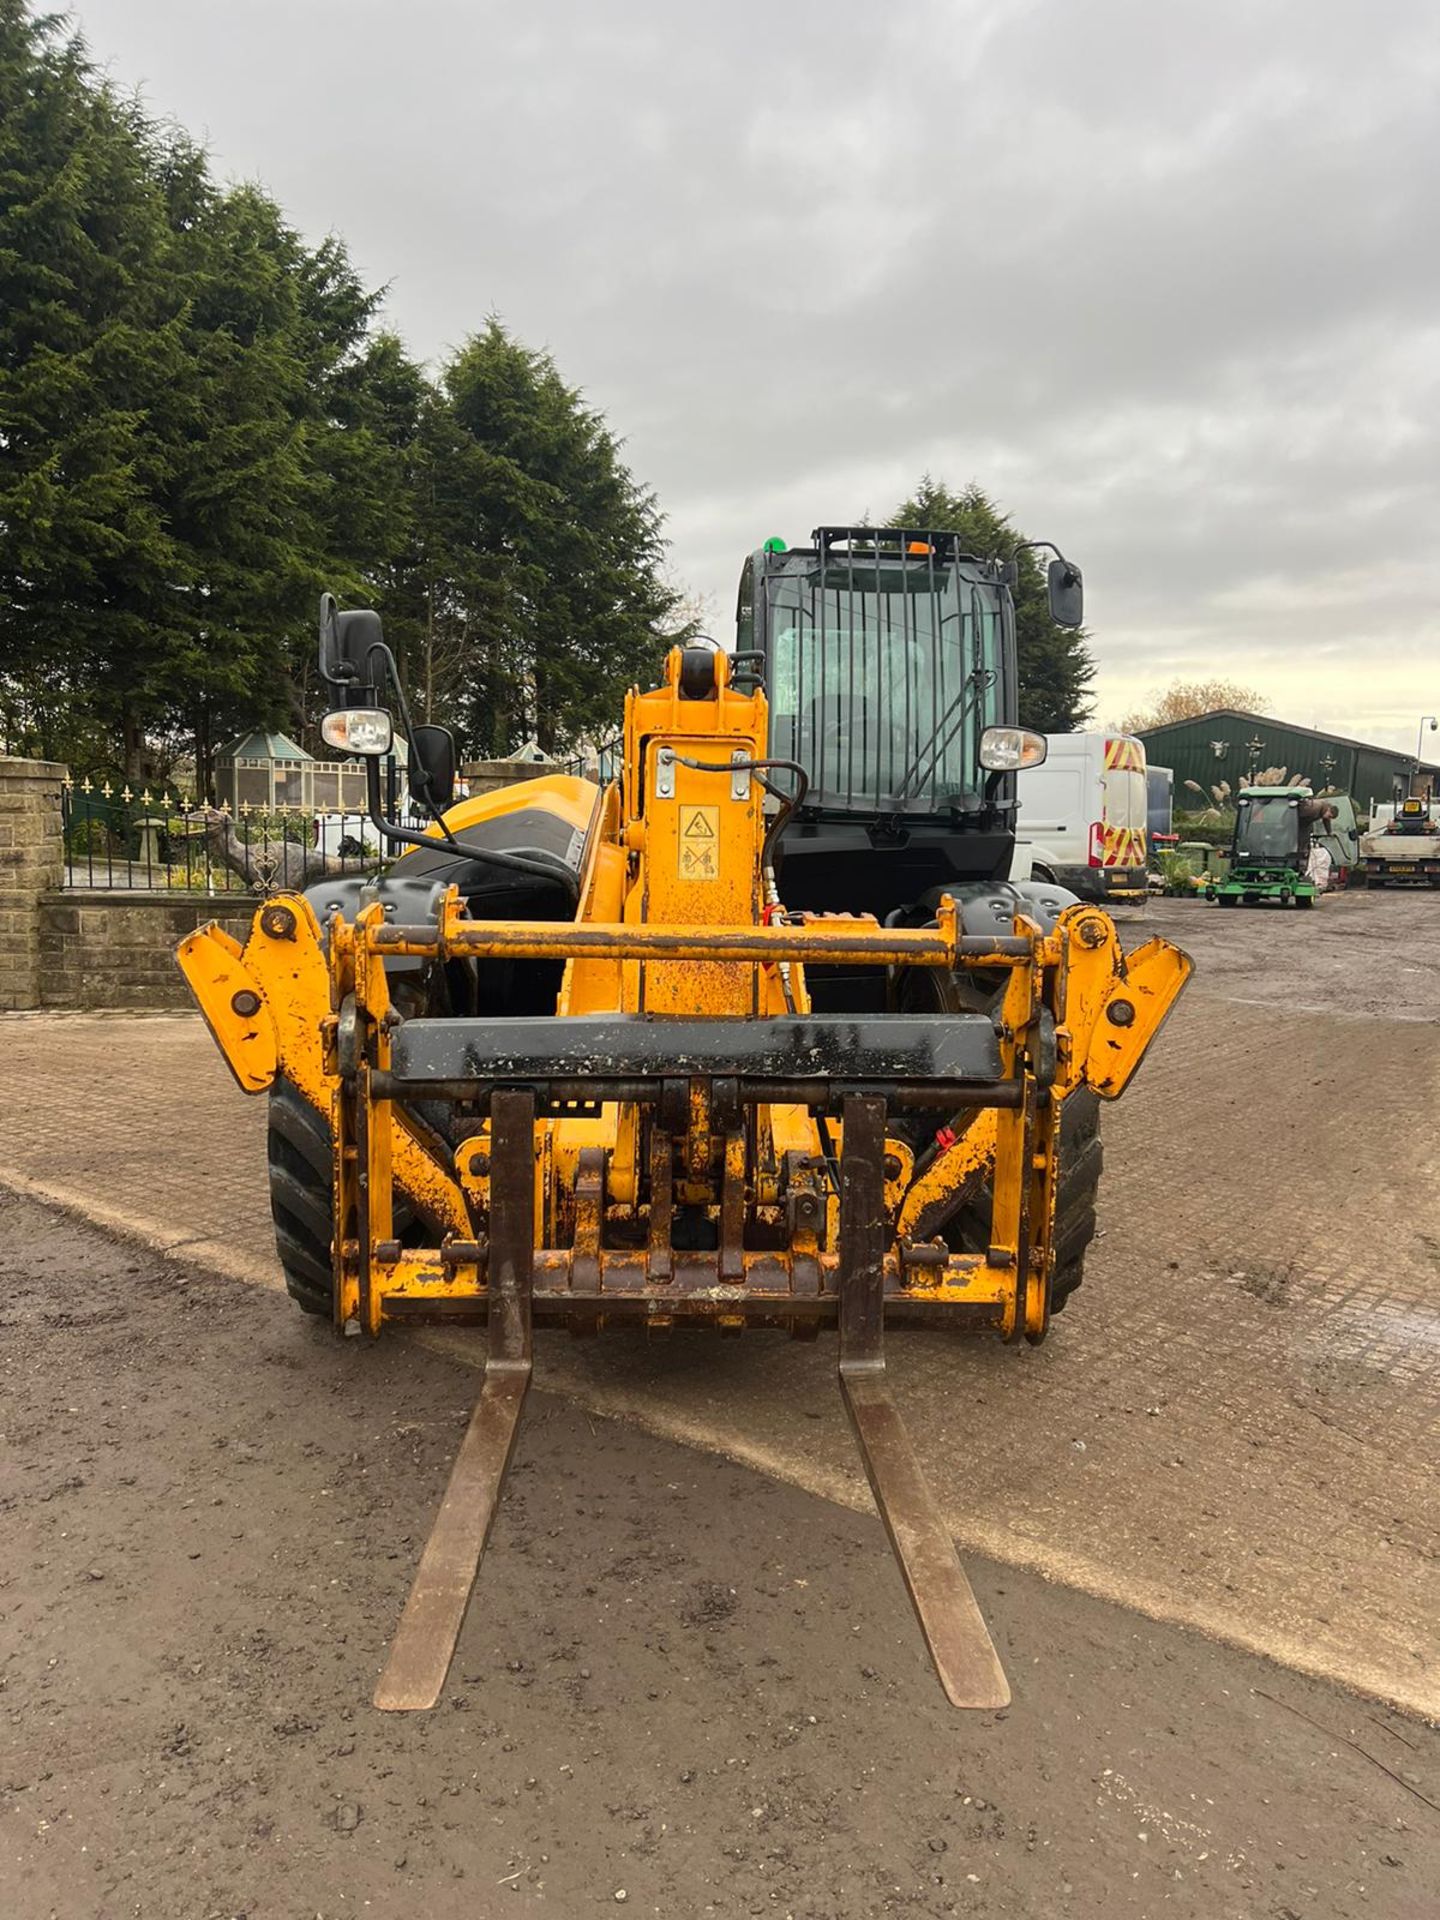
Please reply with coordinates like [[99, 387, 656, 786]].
[[267, 1077, 449, 1318], [266, 1075, 339, 1316], [1298, 894, 1316, 909], [892, 968, 1101, 1316], [1049, 1092, 1102, 1313], [944, 1090, 1101, 1315], [1216, 893, 1238, 908]]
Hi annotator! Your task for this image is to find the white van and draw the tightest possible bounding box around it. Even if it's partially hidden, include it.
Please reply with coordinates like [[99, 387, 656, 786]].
[[1015, 732, 1150, 903]]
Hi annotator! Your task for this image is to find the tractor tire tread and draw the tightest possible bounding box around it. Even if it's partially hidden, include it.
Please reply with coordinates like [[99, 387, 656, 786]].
[[267, 1076, 337, 1318], [941, 1088, 1102, 1317], [268, 1163, 334, 1249], [1046, 1096, 1103, 1313], [273, 1226, 335, 1317]]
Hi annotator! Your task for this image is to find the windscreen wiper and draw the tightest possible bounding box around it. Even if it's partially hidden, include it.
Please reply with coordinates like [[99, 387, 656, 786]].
[[887, 667, 995, 813]]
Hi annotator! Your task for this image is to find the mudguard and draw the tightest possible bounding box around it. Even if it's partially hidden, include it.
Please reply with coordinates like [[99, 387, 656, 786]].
[[938, 879, 1081, 940], [303, 872, 451, 978]]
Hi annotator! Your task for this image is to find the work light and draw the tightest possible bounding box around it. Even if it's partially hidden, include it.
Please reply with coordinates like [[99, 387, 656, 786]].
[[321, 708, 394, 755], [979, 726, 1048, 771]]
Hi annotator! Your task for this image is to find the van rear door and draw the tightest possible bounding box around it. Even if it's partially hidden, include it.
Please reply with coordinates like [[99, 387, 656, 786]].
[[1099, 738, 1147, 868]]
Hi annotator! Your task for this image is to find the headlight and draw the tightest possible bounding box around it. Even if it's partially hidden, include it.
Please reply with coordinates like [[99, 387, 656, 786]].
[[979, 725, 1047, 771], [321, 708, 394, 756]]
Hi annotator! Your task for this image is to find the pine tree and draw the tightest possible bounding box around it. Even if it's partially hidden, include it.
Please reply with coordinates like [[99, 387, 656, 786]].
[[0, 5, 681, 780], [891, 477, 1096, 734], [432, 322, 681, 757], [0, 0, 188, 769]]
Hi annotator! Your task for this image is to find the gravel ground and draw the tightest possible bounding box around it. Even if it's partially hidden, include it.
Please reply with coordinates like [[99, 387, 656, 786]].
[[3, 1194, 1438, 1920]]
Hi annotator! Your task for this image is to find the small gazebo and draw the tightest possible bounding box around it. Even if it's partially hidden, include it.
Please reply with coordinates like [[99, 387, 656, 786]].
[[218, 729, 408, 815], [217, 730, 315, 811]]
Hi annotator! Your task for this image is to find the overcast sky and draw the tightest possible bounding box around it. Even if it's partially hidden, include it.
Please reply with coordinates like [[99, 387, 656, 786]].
[[75, 0, 1440, 753]]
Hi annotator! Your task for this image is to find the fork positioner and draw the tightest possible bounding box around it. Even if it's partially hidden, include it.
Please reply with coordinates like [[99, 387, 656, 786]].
[[179, 564, 1191, 1717]]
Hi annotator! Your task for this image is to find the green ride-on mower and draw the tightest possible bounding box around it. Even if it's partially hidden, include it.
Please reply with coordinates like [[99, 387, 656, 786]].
[[1205, 786, 1332, 909]]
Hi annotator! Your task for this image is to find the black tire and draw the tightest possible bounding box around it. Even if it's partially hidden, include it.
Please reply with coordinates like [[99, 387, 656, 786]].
[[266, 1078, 437, 1319], [944, 1089, 1101, 1316], [1049, 1090, 1103, 1312], [894, 967, 1102, 1317], [266, 1076, 338, 1317]]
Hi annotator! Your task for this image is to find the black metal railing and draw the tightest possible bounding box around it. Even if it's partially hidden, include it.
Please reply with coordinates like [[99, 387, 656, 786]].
[[59, 747, 628, 895], [59, 779, 430, 894]]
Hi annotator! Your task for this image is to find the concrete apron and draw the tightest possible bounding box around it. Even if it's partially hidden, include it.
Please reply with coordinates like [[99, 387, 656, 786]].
[[1, 1002, 1436, 1721]]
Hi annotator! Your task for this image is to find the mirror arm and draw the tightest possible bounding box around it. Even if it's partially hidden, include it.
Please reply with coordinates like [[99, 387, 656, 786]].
[[1014, 537, 1073, 574], [358, 639, 468, 854], [361, 754, 576, 891], [362, 755, 455, 857], [320, 595, 573, 889]]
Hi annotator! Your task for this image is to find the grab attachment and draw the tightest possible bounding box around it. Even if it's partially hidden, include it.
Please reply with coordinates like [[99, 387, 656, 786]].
[[373, 1091, 536, 1711], [836, 1095, 1011, 1710]]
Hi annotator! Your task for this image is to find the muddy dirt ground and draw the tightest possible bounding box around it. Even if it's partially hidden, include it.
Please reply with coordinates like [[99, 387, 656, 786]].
[[3, 1194, 1437, 1920], [1131, 888, 1440, 1020]]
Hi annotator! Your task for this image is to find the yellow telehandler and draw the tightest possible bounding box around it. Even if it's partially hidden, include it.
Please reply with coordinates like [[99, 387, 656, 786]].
[[178, 528, 1191, 1713]]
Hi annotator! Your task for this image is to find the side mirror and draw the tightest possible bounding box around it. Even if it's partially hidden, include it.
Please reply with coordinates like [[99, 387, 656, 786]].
[[409, 724, 457, 812], [1047, 558, 1084, 628], [318, 592, 386, 690]]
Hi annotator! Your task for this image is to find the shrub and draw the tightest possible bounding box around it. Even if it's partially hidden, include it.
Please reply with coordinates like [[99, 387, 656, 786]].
[[65, 816, 113, 860]]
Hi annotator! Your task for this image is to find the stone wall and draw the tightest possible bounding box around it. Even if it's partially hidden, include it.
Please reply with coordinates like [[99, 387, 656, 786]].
[[37, 892, 260, 1011], [0, 757, 263, 1011], [0, 757, 67, 1011]]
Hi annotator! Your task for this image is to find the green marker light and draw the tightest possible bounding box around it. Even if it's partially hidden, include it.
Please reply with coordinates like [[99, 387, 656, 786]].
[[763, 536, 787, 553]]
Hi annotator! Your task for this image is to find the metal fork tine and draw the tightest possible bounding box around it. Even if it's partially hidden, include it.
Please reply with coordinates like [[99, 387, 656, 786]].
[[836, 1095, 1011, 1711], [373, 1090, 535, 1711]]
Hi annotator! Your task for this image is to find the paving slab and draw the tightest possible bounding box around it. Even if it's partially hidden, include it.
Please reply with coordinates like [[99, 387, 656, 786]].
[[0, 891, 1436, 1715]]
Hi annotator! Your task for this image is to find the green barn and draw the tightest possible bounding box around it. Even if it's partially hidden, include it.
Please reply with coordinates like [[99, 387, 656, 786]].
[[1133, 709, 1440, 818]]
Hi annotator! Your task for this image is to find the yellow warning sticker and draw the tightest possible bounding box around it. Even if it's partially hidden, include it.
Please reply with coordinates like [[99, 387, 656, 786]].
[[678, 804, 719, 881]]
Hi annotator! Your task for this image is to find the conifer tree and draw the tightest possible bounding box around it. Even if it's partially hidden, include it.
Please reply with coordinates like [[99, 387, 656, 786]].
[[891, 477, 1096, 734]]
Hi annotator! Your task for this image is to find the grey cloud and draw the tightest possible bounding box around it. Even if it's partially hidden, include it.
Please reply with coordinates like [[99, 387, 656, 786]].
[[79, 0, 1440, 739]]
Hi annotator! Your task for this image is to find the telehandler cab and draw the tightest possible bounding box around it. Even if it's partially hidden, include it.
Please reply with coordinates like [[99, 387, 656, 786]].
[[178, 528, 1191, 1713]]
